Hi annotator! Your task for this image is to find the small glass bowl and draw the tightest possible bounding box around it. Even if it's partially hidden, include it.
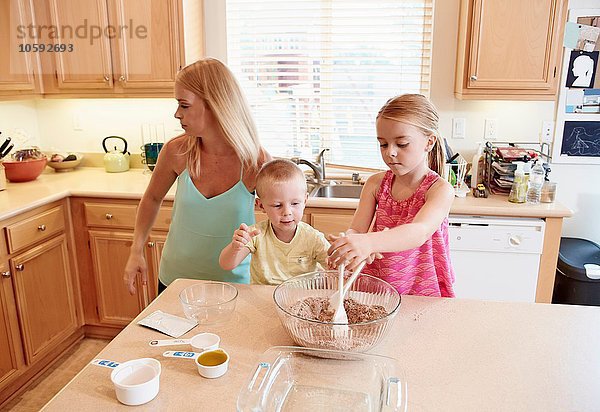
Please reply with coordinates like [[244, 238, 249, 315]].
[[179, 282, 238, 325]]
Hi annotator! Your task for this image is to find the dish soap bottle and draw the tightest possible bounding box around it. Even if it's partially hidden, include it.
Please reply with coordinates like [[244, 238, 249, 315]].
[[508, 162, 526, 203], [526, 159, 545, 204]]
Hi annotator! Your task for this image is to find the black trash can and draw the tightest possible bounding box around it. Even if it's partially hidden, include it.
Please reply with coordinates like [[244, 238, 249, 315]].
[[552, 237, 600, 306]]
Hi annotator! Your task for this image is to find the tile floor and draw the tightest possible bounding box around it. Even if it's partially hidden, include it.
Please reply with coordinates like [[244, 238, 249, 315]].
[[3, 338, 109, 412]]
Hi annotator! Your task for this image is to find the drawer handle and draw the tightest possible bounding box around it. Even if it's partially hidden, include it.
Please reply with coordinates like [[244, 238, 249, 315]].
[[38, 224, 46, 231], [147, 241, 155, 248], [15, 264, 24, 272], [105, 213, 113, 220], [1, 271, 10, 278]]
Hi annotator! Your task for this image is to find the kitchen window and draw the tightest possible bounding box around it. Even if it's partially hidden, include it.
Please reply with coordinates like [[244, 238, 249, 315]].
[[226, 0, 433, 169]]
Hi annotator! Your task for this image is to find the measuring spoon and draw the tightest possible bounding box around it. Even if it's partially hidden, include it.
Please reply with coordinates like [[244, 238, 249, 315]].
[[149, 332, 220, 352]]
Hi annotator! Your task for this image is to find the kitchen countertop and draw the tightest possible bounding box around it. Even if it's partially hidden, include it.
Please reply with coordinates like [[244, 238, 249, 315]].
[[42, 279, 600, 411], [0, 168, 572, 221]]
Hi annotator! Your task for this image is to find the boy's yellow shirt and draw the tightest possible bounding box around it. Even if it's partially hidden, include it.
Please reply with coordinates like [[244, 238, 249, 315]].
[[245, 220, 330, 285]]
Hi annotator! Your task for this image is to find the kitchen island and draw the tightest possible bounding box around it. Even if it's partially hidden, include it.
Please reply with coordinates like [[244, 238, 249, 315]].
[[43, 279, 600, 411]]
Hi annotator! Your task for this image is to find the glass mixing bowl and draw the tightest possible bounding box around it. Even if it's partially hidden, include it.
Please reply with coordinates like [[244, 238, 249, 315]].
[[179, 281, 238, 325], [273, 271, 401, 352]]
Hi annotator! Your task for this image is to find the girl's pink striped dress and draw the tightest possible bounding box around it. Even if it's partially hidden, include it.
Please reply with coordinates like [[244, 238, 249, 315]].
[[362, 170, 455, 297]]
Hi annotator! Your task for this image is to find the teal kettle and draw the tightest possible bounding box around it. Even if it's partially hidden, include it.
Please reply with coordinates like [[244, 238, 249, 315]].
[[102, 136, 130, 173]]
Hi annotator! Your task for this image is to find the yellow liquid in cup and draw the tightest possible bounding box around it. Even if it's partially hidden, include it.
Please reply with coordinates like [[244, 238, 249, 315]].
[[197, 350, 227, 367]]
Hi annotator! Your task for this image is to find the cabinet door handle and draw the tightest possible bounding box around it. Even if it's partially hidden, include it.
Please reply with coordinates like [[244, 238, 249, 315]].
[[119, 75, 126, 82], [1, 271, 10, 278], [104, 75, 110, 82], [15, 264, 24, 271], [147, 241, 155, 248], [470, 75, 478, 81], [38, 224, 46, 231], [105, 213, 113, 220]]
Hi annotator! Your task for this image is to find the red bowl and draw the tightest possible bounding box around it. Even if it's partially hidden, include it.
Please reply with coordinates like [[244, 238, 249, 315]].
[[3, 158, 48, 182]]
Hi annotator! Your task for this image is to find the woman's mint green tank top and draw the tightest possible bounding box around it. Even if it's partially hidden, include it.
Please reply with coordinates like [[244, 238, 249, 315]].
[[159, 168, 255, 285]]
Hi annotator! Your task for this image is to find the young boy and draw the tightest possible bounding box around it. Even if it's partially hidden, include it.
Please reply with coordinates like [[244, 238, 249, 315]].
[[219, 159, 330, 285]]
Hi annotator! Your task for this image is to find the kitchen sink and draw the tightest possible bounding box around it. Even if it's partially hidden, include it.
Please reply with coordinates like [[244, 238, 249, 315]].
[[309, 182, 363, 199]]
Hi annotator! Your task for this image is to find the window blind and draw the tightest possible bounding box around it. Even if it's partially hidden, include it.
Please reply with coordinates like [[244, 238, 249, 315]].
[[226, 0, 433, 169]]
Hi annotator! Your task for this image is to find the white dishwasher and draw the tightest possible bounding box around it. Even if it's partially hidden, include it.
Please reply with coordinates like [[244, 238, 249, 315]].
[[448, 215, 545, 302]]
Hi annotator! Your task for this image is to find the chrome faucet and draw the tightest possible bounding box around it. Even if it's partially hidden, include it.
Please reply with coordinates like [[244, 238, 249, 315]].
[[291, 148, 330, 182]]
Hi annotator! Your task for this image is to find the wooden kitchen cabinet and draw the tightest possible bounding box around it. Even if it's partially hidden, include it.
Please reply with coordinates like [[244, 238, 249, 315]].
[[0, 262, 24, 392], [455, 0, 567, 100], [71, 198, 171, 335], [308, 209, 355, 237], [10, 234, 78, 365], [36, 0, 187, 97], [0, 200, 83, 407], [88, 229, 148, 326], [0, 0, 43, 98], [146, 233, 167, 301]]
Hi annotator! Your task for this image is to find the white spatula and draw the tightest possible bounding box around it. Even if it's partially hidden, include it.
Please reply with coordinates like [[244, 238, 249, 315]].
[[330, 260, 366, 323]]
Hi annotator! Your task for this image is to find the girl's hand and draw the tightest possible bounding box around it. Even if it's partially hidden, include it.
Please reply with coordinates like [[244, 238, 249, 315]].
[[327, 232, 374, 271], [231, 223, 260, 251], [124, 252, 148, 295]]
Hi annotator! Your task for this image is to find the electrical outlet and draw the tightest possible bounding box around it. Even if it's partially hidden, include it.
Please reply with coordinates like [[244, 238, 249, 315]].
[[452, 118, 466, 139], [484, 118, 498, 141], [541, 121, 554, 143]]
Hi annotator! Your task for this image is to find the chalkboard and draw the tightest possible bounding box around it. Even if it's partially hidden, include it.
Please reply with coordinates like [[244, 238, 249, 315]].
[[561, 121, 600, 157]]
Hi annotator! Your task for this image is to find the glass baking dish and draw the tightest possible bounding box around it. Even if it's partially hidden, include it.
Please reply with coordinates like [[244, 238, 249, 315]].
[[237, 346, 407, 412]]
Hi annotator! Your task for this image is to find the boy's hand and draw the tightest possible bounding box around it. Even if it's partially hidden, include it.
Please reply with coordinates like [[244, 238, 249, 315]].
[[231, 223, 260, 251]]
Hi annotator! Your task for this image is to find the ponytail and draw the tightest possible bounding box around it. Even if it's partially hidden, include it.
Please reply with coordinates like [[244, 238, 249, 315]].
[[428, 134, 447, 178]]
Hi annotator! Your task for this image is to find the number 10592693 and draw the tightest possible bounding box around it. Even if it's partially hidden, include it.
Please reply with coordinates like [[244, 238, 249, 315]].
[[18, 43, 74, 52]]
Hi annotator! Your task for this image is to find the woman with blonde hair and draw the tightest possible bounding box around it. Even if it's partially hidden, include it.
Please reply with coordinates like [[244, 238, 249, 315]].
[[328, 94, 456, 297], [124, 58, 270, 295]]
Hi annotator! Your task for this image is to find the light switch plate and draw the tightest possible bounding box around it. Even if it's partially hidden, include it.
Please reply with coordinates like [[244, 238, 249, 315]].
[[452, 118, 466, 139]]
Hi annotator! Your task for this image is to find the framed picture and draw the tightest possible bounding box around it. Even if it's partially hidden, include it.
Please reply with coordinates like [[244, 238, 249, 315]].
[[553, 8, 600, 164], [565, 50, 598, 88], [560, 121, 600, 155]]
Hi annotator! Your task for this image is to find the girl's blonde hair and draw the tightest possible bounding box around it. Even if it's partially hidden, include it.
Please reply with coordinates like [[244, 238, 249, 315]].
[[176, 58, 261, 178], [377, 94, 446, 176]]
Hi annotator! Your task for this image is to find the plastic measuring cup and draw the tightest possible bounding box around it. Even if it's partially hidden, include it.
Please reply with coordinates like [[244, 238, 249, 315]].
[[91, 358, 161, 406], [162, 349, 230, 378]]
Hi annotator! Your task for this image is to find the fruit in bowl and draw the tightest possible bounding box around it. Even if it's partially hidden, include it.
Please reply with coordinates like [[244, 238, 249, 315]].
[[47, 152, 83, 172]]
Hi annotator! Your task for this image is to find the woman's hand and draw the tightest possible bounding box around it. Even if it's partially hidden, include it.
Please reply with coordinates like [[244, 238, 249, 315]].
[[231, 223, 260, 251], [124, 252, 148, 295]]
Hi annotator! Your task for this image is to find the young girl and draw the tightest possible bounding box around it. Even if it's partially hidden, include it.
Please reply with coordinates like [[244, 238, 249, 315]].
[[328, 94, 455, 297]]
